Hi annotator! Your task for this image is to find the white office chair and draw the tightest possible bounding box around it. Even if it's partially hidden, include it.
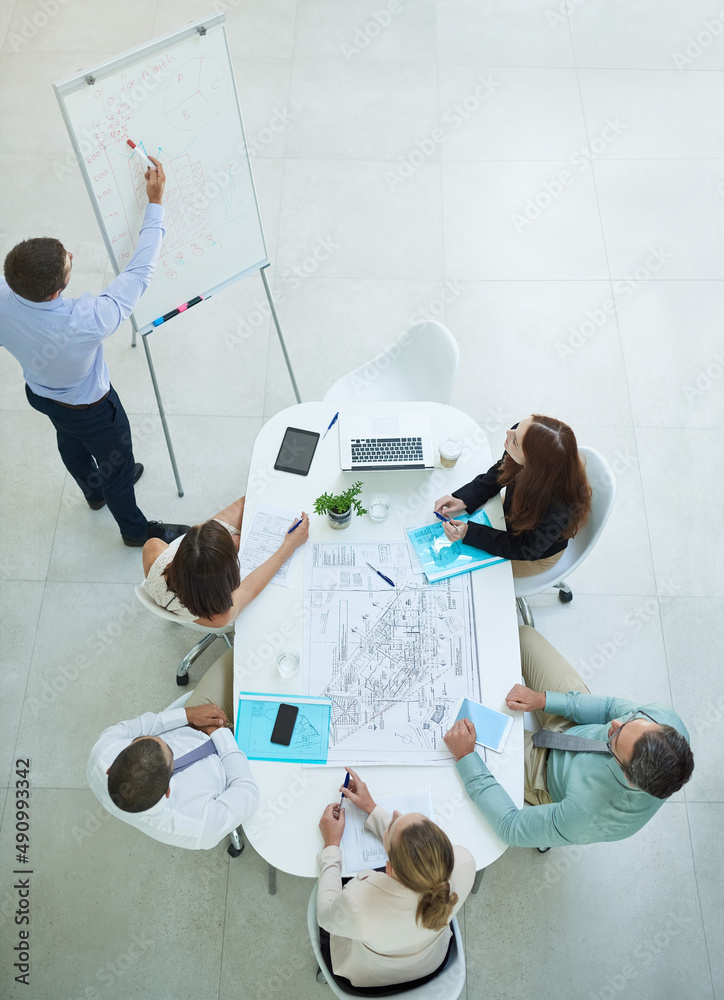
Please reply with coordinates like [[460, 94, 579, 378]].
[[322, 321, 460, 404], [165, 690, 245, 858], [306, 884, 466, 998], [515, 447, 616, 628], [134, 584, 234, 685]]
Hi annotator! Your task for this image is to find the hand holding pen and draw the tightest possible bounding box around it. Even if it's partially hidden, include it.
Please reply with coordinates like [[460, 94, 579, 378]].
[[334, 772, 351, 818], [283, 513, 309, 551]]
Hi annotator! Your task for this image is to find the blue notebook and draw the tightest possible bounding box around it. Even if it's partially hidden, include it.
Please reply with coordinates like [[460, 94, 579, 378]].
[[235, 692, 331, 764], [406, 509, 506, 583]]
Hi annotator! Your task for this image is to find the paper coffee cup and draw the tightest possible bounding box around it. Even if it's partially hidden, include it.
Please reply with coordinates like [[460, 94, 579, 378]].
[[439, 438, 462, 468]]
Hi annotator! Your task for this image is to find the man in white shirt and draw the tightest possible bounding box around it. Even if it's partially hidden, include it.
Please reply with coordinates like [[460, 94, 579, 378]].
[[0, 157, 187, 546], [87, 650, 258, 850]]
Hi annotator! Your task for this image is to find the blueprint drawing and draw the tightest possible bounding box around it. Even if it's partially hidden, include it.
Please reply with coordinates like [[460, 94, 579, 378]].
[[304, 543, 481, 765]]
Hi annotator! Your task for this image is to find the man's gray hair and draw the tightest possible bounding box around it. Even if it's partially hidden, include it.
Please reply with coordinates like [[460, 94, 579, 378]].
[[623, 725, 694, 799]]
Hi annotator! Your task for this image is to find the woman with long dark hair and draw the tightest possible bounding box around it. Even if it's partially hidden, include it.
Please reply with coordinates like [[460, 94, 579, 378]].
[[142, 496, 308, 626], [434, 415, 591, 577]]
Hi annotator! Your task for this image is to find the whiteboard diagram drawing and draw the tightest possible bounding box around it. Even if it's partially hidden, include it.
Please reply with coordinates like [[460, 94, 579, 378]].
[[164, 56, 229, 131], [55, 16, 269, 334]]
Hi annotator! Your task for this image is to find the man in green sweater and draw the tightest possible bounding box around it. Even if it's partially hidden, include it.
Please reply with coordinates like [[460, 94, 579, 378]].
[[444, 626, 693, 848]]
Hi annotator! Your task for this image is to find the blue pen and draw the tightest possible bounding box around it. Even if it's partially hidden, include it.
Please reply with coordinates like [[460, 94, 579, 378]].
[[338, 771, 351, 810], [365, 560, 395, 588], [287, 517, 303, 534], [434, 511, 450, 522], [322, 412, 339, 440]]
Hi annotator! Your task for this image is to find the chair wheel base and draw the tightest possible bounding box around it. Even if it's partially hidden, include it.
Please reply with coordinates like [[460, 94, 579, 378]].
[[315, 967, 327, 984], [176, 673, 190, 686], [227, 843, 244, 858], [558, 589, 573, 604]]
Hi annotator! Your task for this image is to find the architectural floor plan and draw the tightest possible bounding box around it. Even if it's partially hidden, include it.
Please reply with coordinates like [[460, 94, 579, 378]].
[[304, 542, 481, 765]]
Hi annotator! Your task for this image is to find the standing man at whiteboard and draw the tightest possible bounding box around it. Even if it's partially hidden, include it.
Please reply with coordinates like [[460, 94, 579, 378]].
[[0, 157, 189, 547]]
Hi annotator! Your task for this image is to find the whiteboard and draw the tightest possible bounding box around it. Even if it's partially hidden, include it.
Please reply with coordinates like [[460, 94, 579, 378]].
[[54, 14, 268, 335]]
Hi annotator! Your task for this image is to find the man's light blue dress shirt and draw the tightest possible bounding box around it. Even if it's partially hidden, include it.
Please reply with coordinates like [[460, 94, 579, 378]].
[[456, 694, 690, 848], [0, 204, 165, 405]]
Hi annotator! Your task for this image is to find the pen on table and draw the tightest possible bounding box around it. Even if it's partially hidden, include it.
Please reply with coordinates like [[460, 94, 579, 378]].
[[287, 517, 303, 534], [126, 139, 156, 170], [434, 511, 450, 522], [322, 412, 339, 440], [338, 771, 351, 811], [365, 560, 395, 588]]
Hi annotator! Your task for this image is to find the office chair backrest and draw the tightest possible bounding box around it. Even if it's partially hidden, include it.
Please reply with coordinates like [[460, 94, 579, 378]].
[[322, 321, 460, 404], [306, 884, 466, 999], [514, 445, 616, 599]]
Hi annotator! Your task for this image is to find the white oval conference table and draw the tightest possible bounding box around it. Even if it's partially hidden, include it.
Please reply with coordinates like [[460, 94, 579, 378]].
[[233, 401, 523, 877]]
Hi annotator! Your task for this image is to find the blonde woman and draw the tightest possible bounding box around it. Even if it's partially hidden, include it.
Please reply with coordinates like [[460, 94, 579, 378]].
[[316, 768, 475, 994]]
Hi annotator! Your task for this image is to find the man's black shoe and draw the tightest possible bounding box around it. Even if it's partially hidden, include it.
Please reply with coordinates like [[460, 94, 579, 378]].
[[87, 464, 144, 510], [122, 520, 190, 547]]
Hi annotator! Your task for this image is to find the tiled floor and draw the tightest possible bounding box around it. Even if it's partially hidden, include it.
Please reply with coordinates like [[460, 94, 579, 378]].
[[1, 2, 722, 998]]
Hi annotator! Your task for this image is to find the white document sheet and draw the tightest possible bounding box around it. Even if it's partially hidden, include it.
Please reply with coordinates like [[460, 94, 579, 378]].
[[304, 542, 481, 765], [341, 790, 436, 874], [238, 503, 301, 589]]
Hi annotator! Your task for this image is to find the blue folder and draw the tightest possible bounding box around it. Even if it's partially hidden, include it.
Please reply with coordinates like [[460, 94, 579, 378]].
[[407, 509, 506, 583], [235, 691, 331, 764]]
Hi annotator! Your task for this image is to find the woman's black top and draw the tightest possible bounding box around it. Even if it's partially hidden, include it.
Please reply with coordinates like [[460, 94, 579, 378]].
[[452, 457, 571, 561]]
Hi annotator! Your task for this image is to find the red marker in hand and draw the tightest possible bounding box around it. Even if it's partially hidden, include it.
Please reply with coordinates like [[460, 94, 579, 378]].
[[126, 139, 156, 171]]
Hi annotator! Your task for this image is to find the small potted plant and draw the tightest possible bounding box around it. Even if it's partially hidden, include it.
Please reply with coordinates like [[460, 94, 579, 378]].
[[313, 481, 367, 530]]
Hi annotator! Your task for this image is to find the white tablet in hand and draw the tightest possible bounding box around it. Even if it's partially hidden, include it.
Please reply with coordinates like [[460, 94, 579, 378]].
[[451, 697, 514, 754]]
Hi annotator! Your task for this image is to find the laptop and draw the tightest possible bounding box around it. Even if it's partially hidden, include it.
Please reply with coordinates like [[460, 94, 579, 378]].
[[340, 413, 435, 471]]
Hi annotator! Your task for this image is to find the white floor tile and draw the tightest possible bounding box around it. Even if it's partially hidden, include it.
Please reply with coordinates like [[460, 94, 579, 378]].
[[0, 51, 116, 155], [445, 281, 631, 426], [234, 57, 293, 160], [294, 0, 436, 63], [688, 804, 724, 996], [615, 279, 724, 429], [439, 67, 588, 162], [465, 805, 713, 1000], [277, 159, 444, 280], [637, 429, 724, 597], [661, 598, 724, 804], [570, 0, 724, 71], [220, 844, 319, 1000], [287, 58, 438, 161], [0, 582, 44, 787], [0, 411, 65, 581], [530, 595, 672, 707], [578, 69, 724, 159], [2, 0, 156, 54], [0, 788, 230, 1000], [436, 0, 576, 67], [593, 159, 724, 280], [442, 161, 609, 280]]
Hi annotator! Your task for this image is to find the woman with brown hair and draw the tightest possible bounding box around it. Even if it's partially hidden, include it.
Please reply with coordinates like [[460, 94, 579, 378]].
[[434, 415, 592, 578], [142, 496, 309, 627], [316, 768, 475, 994]]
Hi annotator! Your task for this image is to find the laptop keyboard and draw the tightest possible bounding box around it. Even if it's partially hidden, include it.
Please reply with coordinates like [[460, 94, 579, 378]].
[[351, 436, 424, 465]]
